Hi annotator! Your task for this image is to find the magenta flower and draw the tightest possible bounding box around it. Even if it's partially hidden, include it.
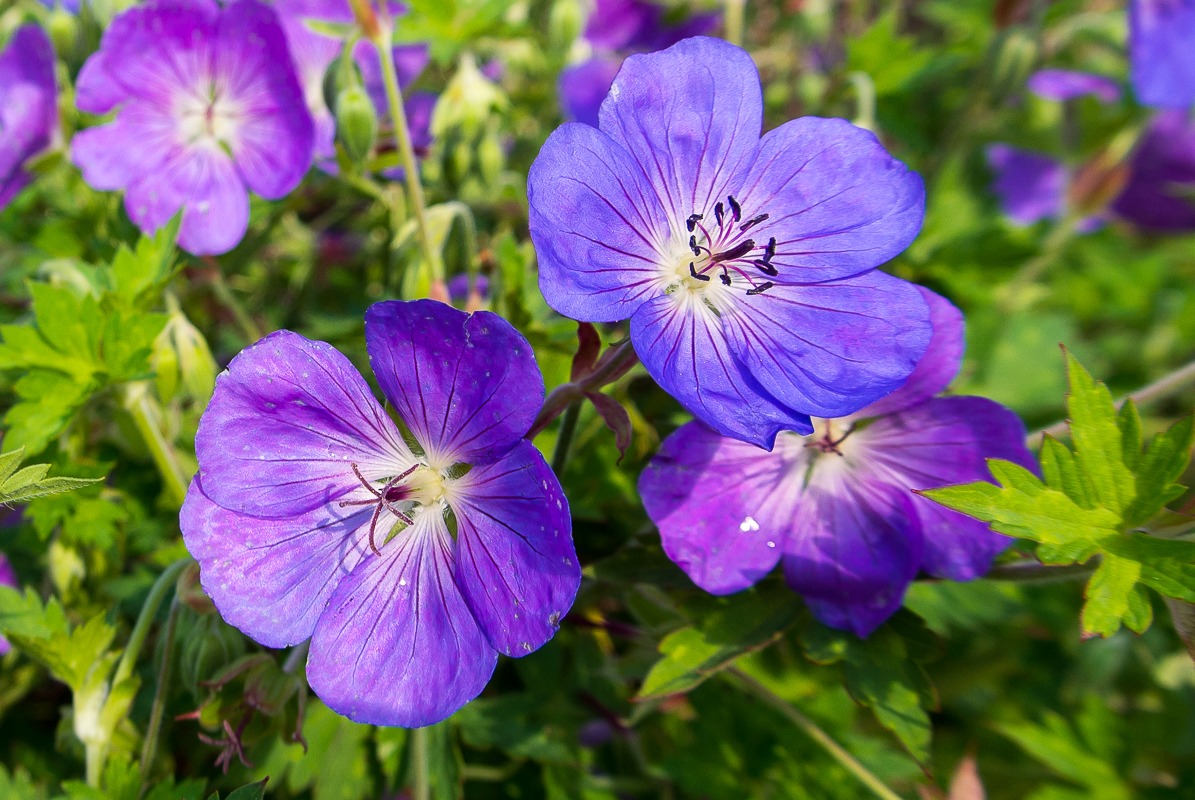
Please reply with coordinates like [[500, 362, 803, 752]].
[[0, 552, 16, 655], [1113, 110, 1195, 231], [638, 288, 1037, 637], [181, 300, 580, 727], [1129, 0, 1195, 110], [985, 144, 1069, 226], [531, 37, 931, 450], [275, 0, 428, 170], [0, 25, 57, 210], [558, 0, 719, 126], [1027, 69, 1121, 103], [70, 0, 314, 256]]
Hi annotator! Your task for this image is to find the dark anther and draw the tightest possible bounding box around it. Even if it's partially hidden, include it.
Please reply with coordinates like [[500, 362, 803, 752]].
[[719, 270, 732, 286], [727, 195, 742, 222], [753, 259, 778, 277], [689, 235, 701, 256], [686, 213, 703, 232], [715, 202, 725, 226], [711, 239, 755, 263], [341, 462, 416, 556], [739, 213, 769, 232], [689, 262, 710, 282], [764, 237, 776, 261], [746, 281, 775, 296]]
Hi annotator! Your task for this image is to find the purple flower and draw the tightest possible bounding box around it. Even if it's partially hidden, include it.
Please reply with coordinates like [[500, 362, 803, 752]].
[[0, 552, 16, 656], [0, 25, 57, 210], [559, 0, 719, 126], [1027, 69, 1121, 103], [70, 0, 315, 256], [1112, 110, 1195, 231], [985, 144, 1068, 225], [639, 288, 1037, 637], [275, 0, 428, 170], [447, 273, 489, 303], [180, 300, 580, 727], [530, 37, 932, 450], [1129, 0, 1195, 109]]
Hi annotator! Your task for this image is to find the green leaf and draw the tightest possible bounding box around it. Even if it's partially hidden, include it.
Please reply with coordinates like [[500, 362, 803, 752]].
[[224, 780, 268, 800], [455, 694, 573, 764], [1117, 400, 1142, 472], [1039, 435, 1095, 509], [0, 446, 104, 505], [0, 764, 45, 800], [255, 702, 371, 800], [637, 583, 801, 700], [1, 370, 95, 455], [0, 586, 59, 640], [997, 711, 1131, 800], [800, 616, 937, 766], [9, 612, 116, 692], [110, 215, 181, 308], [1124, 415, 1195, 526], [1064, 351, 1135, 515]]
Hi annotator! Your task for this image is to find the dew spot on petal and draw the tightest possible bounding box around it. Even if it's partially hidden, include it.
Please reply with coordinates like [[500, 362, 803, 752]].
[[739, 516, 760, 532]]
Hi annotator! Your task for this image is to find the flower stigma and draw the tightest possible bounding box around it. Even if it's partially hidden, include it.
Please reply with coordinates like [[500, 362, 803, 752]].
[[339, 461, 454, 557]]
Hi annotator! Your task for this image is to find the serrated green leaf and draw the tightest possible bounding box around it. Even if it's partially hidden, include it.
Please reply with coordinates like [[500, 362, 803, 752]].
[[0, 764, 45, 800], [0, 449, 103, 505], [2, 370, 95, 456], [1082, 554, 1142, 637], [1117, 400, 1142, 472], [110, 215, 181, 308], [1065, 352, 1135, 515], [997, 712, 1131, 800], [1123, 584, 1153, 634], [224, 780, 268, 800], [0, 447, 26, 483], [1124, 415, 1195, 526], [0, 586, 56, 640], [10, 613, 116, 692], [254, 702, 369, 800], [800, 620, 934, 766], [1039, 435, 1095, 509]]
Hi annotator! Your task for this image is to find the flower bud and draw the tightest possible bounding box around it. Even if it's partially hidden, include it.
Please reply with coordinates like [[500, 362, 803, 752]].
[[48, 9, 78, 56], [432, 53, 508, 138], [987, 28, 1038, 101], [478, 130, 504, 185], [179, 613, 247, 698], [451, 138, 473, 178], [548, 0, 585, 51], [336, 84, 378, 164]]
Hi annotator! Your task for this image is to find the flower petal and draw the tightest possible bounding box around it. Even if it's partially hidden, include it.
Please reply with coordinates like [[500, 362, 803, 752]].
[[1130, 0, 1195, 109], [721, 269, 932, 421], [528, 121, 672, 322], [558, 57, 622, 128], [630, 292, 812, 450], [364, 300, 544, 466], [75, 52, 126, 114], [856, 396, 1036, 581], [735, 117, 926, 282], [214, 0, 314, 199], [856, 286, 963, 417], [451, 441, 580, 656], [986, 144, 1066, 226], [1112, 110, 1195, 232], [640, 421, 799, 594], [1027, 69, 1122, 103], [308, 511, 498, 727], [598, 36, 762, 230], [180, 474, 375, 647], [71, 107, 172, 191], [123, 143, 250, 256], [782, 474, 920, 638], [196, 329, 411, 518]]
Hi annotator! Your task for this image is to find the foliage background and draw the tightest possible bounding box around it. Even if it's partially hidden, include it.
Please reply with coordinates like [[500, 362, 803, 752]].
[[2, 0, 1195, 798]]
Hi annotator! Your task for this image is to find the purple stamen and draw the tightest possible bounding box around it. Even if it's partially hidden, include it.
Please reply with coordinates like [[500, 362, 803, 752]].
[[686, 213, 703, 232], [745, 281, 774, 296], [711, 239, 755, 262], [689, 262, 710, 282], [739, 213, 768, 232], [714, 202, 724, 227], [753, 260, 778, 277], [727, 195, 741, 222]]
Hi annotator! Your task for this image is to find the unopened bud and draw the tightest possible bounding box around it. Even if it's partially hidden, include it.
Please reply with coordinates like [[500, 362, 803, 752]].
[[548, 0, 584, 51], [988, 28, 1038, 101], [177, 561, 216, 614], [336, 85, 378, 163], [451, 139, 473, 178], [478, 130, 503, 185], [48, 9, 77, 56], [432, 53, 508, 138], [180, 613, 247, 698]]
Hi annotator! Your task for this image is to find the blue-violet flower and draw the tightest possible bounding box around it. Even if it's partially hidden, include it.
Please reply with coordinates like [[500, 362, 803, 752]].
[[1129, 0, 1195, 110], [181, 300, 581, 727], [530, 37, 932, 450], [0, 25, 57, 210]]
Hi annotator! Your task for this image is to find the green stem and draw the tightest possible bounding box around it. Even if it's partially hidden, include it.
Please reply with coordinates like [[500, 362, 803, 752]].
[[123, 382, 190, 508], [412, 726, 430, 800], [724, 0, 746, 46], [113, 558, 190, 689], [206, 258, 263, 343], [138, 597, 181, 793], [551, 403, 582, 476], [728, 668, 904, 800], [998, 216, 1078, 314], [984, 558, 1098, 583], [372, 26, 441, 284]]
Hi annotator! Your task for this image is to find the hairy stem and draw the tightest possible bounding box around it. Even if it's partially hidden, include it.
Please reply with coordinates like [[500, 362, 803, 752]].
[[113, 558, 191, 688], [138, 597, 181, 794], [123, 382, 190, 509], [728, 668, 904, 800], [372, 24, 441, 288], [412, 725, 430, 800], [551, 402, 582, 476], [528, 340, 639, 440], [1029, 357, 1195, 447]]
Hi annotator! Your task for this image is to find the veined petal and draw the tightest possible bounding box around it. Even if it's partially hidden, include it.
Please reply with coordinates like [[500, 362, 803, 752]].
[[308, 510, 498, 727], [214, 0, 314, 199], [1129, 0, 1195, 109], [123, 143, 249, 256], [528, 122, 672, 322], [640, 421, 802, 594], [180, 475, 375, 648], [721, 270, 932, 421], [630, 292, 812, 450], [856, 286, 963, 417], [783, 474, 920, 638], [451, 441, 579, 656], [196, 329, 412, 518], [735, 117, 926, 282], [364, 300, 544, 467], [855, 396, 1036, 581], [598, 36, 762, 232]]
